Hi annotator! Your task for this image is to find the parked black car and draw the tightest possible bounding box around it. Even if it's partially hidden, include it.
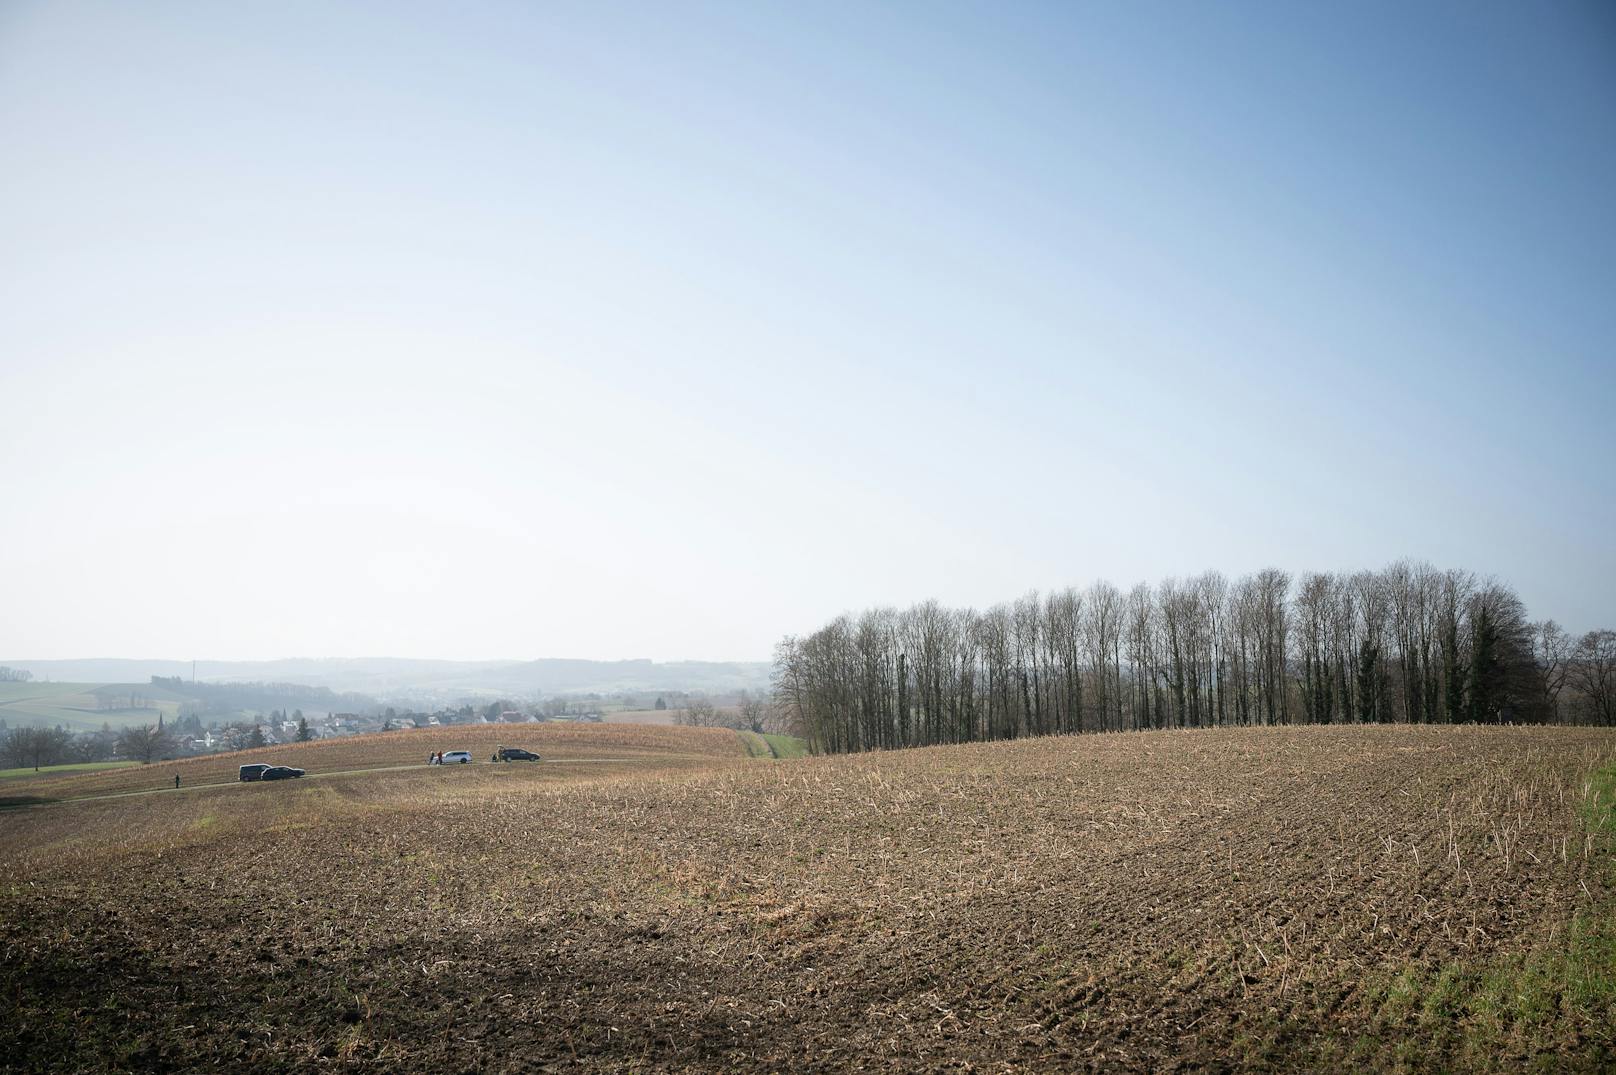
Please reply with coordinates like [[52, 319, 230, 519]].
[[260, 766, 306, 781], [239, 764, 271, 782], [494, 747, 541, 762]]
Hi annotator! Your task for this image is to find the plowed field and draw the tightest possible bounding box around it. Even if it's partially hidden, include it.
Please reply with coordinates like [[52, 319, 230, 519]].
[[3, 724, 1614, 1072]]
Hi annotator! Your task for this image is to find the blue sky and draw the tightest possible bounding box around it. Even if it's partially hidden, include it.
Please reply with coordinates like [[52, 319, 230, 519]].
[[2, 1, 1612, 660]]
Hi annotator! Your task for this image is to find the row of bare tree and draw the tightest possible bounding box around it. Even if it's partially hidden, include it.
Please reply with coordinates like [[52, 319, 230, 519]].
[[773, 562, 1616, 753], [0, 723, 174, 770], [674, 691, 773, 734]]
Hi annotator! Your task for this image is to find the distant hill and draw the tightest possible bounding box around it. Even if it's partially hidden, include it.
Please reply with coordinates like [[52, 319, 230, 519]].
[[0, 657, 774, 700], [0, 678, 377, 733]]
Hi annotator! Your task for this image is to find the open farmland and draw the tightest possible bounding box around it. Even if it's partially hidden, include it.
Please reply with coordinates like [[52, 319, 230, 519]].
[[603, 707, 678, 726], [0, 681, 182, 732], [3, 725, 1615, 1072], [0, 723, 751, 805], [0, 761, 137, 782], [601, 707, 749, 728]]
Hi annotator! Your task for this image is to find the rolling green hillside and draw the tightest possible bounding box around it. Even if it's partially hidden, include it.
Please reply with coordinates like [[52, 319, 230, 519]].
[[0, 682, 182, 733]]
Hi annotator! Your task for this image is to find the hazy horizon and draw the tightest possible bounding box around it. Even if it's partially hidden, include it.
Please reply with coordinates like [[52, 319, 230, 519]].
[[4, 2, 1613, 662], [0, 654, 769, 668]]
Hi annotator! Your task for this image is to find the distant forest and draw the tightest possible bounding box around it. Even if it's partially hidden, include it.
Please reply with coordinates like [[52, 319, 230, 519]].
[[774, 562, 1615, 754], [147, 677, 378, 717]]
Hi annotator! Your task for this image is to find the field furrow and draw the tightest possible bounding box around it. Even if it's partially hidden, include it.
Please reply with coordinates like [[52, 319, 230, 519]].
[[3, 724, 1614, 1072]]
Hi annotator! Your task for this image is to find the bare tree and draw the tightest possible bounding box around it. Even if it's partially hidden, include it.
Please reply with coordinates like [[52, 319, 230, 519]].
[[116, 723, 173, 764], [1045, 587, 1083, 734], [218, 722, 258, 752], [1013, 592, 1044, 737], [1227, 577, 1260, 726], [1124, 584, 1157, 730], [1570, 630, 1616, 726], [776, 563, 1598, 754], [0, 728, 27, 769], [1198, 572, 1230, 727], [772, 636, 811, 741], [735, 690, 771, 735], [1533, 621, 1573, 722], [1296, 572, 1335, 724], [2, 727, 73, 771], [1254, 569, 1292, 725], [677, 698, 718, 727], [1084, 582, 1123, 733]]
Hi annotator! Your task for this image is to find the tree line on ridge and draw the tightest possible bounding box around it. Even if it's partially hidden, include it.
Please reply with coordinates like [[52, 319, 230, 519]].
[[773, 562, 1615, 753]]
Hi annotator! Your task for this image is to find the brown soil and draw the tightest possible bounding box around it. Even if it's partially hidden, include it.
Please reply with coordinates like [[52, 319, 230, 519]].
[[2, 724, 1613, 1072], [3, 722, 747, 803]]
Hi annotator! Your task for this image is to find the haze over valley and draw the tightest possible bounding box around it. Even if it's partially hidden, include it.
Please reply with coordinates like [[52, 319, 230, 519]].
[[0, 656, 773, 701]]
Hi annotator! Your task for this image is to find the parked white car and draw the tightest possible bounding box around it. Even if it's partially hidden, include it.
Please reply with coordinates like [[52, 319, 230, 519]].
[[441, 750, 472, 764]]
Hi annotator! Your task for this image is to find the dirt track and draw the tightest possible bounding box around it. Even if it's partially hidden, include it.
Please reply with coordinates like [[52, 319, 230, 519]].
[[0, 722, 748, 804], [3, 724, 1614, 1072]]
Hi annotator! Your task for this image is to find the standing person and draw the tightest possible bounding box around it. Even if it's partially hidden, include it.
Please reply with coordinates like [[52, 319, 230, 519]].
[[174, 774, 181, 789], [427, 752, 435, 766]]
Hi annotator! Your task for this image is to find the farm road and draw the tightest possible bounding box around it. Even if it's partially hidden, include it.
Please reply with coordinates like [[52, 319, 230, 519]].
[[0, 757, 633, 810]]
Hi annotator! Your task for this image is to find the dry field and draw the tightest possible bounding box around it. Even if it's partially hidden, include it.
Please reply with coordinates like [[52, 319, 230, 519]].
[[0, 723, 748, 805], [3, 724, 1615, 1073], [602, 708, 679, 726]]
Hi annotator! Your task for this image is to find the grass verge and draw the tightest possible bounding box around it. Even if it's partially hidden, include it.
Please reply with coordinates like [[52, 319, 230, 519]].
[[735, 731, 808, 759], [761, 733, 807, 759], [0, 761, 139, 781], [1361, 758, 1616, 1071]]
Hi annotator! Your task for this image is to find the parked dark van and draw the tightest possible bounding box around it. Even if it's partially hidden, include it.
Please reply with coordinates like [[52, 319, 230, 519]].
[[239, 764, 272, 782]]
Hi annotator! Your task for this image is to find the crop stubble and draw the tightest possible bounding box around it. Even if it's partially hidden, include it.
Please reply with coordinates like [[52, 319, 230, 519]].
[[2, 723, 1613, 1071], [2, 722, 748, 804]]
